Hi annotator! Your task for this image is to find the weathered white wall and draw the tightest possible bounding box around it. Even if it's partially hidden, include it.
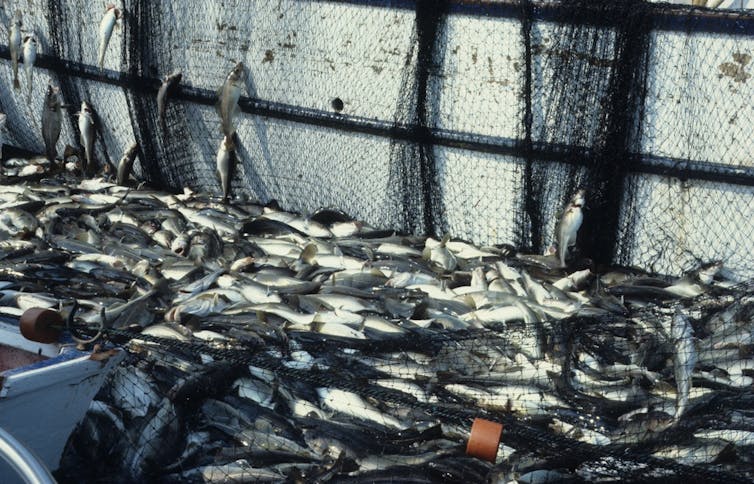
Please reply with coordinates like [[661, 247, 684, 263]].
[[0, 1, 752, 278]]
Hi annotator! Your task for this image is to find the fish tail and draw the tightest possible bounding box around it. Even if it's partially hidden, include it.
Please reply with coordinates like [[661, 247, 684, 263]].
[[12, 63, 20, 90], [557, 245, 566, 268], [98, 44, 106, 70], [221, 117, 237, 139]]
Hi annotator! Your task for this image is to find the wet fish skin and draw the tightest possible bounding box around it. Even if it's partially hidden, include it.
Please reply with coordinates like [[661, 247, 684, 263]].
[[116, 142, 139, 186], [42, 85, 64, 164], [22, 33, 37, 103], [216, 62, 245, 138], [77, 101, 96, 175], [216, 135, 234, 203], [9, 11, 22, 90], [157, 71, 182, 135], [556, 189, 585, 268], [0, 113, 6, 160], [98, 4, 120, 70], [672, 308, 697, 421]]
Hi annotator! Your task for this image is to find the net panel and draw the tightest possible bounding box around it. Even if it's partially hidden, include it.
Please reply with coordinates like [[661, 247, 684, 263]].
[[1, 0, 753, 277]]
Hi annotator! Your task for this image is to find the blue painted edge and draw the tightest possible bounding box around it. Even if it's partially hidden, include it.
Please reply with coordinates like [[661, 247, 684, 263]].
[[1, 348, 91, 377]]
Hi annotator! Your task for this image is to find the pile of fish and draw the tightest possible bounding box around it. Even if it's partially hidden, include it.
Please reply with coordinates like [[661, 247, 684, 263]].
[[0, 171, 749, 481]]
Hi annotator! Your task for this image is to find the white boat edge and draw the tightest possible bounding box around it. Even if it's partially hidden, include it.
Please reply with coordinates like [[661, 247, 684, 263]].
[[0, 317, 125, 478]]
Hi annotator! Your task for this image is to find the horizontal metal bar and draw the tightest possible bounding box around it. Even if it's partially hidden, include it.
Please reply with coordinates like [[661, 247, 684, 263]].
[[1, 47, 753, 187], [320, 0, 754, 34]]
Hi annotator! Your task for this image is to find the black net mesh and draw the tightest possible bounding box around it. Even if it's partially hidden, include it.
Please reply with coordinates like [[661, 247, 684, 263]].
[[0, 0, 752, 482], [55, 282, 754, 483], [1, 0, 752, 278]]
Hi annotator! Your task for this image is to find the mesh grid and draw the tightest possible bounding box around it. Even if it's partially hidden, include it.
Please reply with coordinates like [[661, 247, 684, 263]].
[[0, 1, 753, 481], [1, 0, 752, 277]]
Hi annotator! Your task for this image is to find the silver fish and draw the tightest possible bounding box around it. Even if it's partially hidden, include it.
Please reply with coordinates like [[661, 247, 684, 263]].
[[422, 235, 457, 272], [42, 85, 63, 163], [98, 4, 120, 70], [157, 71, 182, 135], [0, 113, 6, 160], [116, 142, 139, 186], [216, 135, 234, 203], [77, 101, 96, 175], [9, 11, 22, 90], [672, 308, 696, 421], [22, 33, 37, 103], [215, 62, 245, 138], [556, 189, 585, 268]]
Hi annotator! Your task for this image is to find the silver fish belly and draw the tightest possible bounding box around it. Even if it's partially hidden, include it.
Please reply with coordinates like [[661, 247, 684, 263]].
[[9, 11, 22, 90], [78, 101, 96, 175], [117, 142, 140, 186], [98, 5, 120, 69], [557, 189, 585, 268], [216, 135, 234, 203], [41, 85, 63, 163], [157, 71, 183, 135], [216, 62, 245, 138]]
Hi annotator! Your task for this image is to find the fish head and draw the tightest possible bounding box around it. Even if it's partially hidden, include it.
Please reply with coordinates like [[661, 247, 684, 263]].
[[169, 71, 183, 83], [14, 10, 22, 24], [45, 85, 60, 106], [230, 62, 246, 82], [222, 135, 236, 151], [571, 189, 586, 207], [105, 4, 122, 18], [695, 260, 723, 284]]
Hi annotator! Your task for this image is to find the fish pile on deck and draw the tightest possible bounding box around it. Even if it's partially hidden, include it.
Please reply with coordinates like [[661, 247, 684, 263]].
[[0, 169, 748, 482]]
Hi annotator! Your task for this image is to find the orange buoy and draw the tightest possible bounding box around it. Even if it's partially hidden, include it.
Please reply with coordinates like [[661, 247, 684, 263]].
[[466, 418, 503, 462], [20, 308, 63, 344]]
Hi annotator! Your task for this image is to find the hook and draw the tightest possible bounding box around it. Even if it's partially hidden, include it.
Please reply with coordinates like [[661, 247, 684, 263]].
[[66, 300, 104, 345]]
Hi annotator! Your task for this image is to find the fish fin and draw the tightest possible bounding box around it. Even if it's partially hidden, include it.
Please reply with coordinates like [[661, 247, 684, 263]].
[[440, 233, 451, 246], [461, 294, 477, 309], [214, 86, 224, 114], [301, 244, 317, 265]]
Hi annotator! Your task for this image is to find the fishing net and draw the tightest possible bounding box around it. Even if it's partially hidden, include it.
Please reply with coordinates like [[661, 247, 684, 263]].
[[0, 0, 752, 482], [56, 280, 754, 483], [0, 0, 751, 278]]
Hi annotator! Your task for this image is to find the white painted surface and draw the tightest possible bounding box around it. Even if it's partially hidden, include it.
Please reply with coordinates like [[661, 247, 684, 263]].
[[0, 346, 125, 473], [431, 15, 523, 139], [617, 174, 754, 277], [0, 323, 60, 359], [0, 2, 752, 277], [643, 30, 754, 168]]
